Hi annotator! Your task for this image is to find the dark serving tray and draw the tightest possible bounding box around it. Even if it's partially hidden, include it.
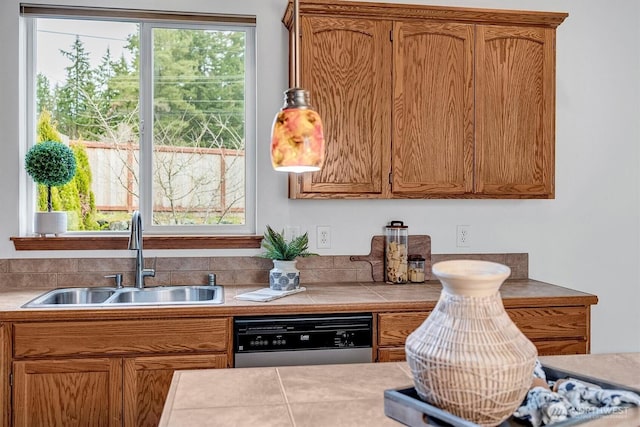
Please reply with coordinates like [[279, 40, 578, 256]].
[[384, 365, 640, 427]]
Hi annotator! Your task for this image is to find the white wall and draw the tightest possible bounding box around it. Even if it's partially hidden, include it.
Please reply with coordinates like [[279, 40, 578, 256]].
[[0, 0, 638, 353]]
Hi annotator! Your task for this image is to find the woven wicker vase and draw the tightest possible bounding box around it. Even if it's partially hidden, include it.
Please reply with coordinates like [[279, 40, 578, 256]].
[[405, 260, 537, 426]]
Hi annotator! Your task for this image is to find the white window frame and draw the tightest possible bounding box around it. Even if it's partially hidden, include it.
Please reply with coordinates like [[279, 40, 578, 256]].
[[22, 7, 257, 236]]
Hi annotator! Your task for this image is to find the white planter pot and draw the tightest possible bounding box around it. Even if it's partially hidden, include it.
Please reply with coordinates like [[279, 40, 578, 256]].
[[269, 260, 300, 291], [34, 212, 68, 237]]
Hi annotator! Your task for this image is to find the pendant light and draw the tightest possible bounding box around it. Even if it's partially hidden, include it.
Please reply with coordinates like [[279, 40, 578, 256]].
[[270, 0, 325, 173]]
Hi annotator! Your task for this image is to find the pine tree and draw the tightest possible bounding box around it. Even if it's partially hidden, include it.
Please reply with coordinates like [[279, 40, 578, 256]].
[[36, 74, 54, 114], [146, 28, 246, 149], [56, 36, 98, 139], [94, 48, 116, 118], [101, 48, 139, 140]]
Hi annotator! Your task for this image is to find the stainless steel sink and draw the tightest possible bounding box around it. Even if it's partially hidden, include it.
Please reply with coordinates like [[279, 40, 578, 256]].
[[23, 287, 117, 307], [22, 285, 224, 308], [109, 286, 223, 305]]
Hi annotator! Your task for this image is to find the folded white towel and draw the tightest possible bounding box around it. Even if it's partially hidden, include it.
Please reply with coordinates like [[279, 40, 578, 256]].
[[234, 287, 306, 302]]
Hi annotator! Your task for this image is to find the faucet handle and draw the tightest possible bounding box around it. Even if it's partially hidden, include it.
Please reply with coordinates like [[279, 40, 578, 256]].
[[105, 273, 123, 289], [142, 268, 156, 278], [143, 257, 157, 278], [208, 273, 216, 286]]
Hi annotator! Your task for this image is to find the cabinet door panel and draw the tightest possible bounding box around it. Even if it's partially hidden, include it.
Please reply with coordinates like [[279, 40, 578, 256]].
[[295, 16, 391, 196], [392, 22, 473, 195], [13, 358, 122, 427], [378, 312, 429, 346], [123, 354, 227, 427], [0, 323, 9, 427], [475, 25, 555, 196]]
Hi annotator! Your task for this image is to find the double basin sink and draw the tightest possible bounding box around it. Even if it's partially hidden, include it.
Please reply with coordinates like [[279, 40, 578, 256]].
[[22, 285, 224, 308]]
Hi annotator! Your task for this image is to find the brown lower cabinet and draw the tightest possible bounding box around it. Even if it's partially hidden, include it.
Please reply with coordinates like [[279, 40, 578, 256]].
[[376, 306, 592, 362], [10, 317, 230, 427], [13, 358, 122, 427], [3, 302, 594, 426], [0, 323, 10, 427], [123, 354, 227, 427]]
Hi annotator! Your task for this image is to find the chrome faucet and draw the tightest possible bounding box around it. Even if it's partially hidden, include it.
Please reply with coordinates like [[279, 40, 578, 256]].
[[128, 211, 155, 288]]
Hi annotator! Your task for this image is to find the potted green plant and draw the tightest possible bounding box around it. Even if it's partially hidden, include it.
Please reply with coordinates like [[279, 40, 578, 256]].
[[260, 225, 316, 290], [25, 140, 77, 236]]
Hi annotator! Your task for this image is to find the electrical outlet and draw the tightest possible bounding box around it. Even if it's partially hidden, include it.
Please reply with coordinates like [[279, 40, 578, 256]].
[[456, 225, 471, 247], [285, 226, 301, 241], [317, 226, 331, 249]]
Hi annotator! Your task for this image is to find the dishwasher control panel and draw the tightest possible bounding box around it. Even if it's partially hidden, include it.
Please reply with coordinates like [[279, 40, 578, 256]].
[[234, 313, 372, 352]]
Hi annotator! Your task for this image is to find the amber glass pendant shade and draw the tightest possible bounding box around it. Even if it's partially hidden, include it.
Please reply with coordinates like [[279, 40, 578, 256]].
[[270, 88, 325, 173], [271, 0, 325, 173]]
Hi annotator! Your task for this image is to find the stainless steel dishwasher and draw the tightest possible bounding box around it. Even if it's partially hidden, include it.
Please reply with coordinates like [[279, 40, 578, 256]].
[[234, 313, 373, 367]]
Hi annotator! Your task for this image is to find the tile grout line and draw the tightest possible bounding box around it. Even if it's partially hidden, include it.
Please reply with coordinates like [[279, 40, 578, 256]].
[[362, 283, 390, 301], [160, 371, 180, 427], [275, 368, 297, 427]]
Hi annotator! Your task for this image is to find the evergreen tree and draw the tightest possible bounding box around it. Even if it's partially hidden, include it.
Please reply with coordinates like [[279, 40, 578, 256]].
[[145, 28, 246, 148], [102, 50, 139, 138], [56, 36, 98, 139], [70, 141, 99, 230], [36, 74, 54, 114], [203, 30, 246, 148], [152, 28, 199, 146], [57, 176, 81, 229], [36, 110, 61, 143], [94, 48, 116, 118], [72, 27, 246, 149], [34, 111, 98, 230], [35, 111, 64, 211]]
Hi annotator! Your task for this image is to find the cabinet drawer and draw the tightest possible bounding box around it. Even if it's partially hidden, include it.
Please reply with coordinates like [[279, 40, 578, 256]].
[[507, 307, 588, 340], [377, 339, 588, 362], [378, 312, 429, 347], [378, 307, 589, 348], [534, 339, 588, 356], [377, 347, 407, 363], [13, 318, 229, 358]]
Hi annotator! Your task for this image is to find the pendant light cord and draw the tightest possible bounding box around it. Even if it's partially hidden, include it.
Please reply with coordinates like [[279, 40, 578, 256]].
[[293, 0, 300, 87]]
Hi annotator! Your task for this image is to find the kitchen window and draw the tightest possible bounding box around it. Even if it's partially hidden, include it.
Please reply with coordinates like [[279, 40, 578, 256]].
[[20, 5, 257, 242]]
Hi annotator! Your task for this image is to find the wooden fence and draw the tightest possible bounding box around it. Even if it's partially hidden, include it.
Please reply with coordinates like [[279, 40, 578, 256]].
[[78, 140, 245, 215]]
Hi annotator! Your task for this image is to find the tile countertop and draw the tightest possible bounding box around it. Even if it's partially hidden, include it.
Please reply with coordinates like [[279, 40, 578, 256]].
[[159, 353, 640, 427], [0, 280, 597, 321]]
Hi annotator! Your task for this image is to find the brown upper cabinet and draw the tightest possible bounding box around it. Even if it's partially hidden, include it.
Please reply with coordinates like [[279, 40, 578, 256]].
[[283, 0, 567, 199]]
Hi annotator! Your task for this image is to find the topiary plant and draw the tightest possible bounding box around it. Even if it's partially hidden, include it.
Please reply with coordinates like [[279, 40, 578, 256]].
[[260, 225, 316, 260], [25, 141, 77, 212]]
